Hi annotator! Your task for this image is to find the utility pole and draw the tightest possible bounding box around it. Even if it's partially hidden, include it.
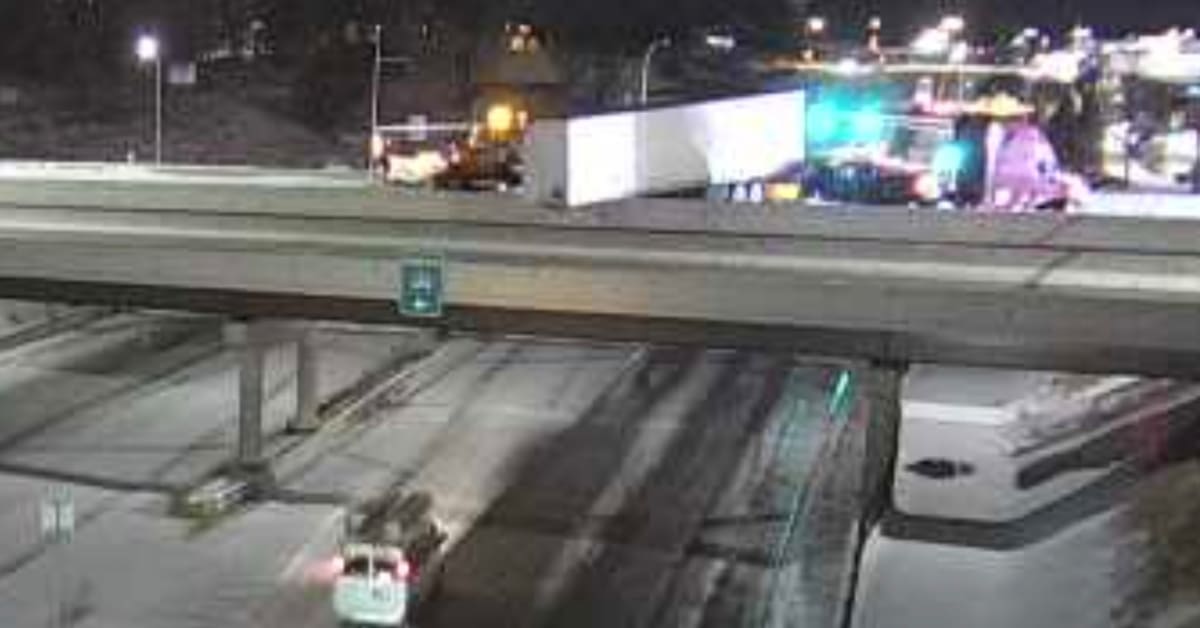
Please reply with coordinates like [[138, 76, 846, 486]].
[[372, 24, 383, 140], [368, 24, 383, 179]]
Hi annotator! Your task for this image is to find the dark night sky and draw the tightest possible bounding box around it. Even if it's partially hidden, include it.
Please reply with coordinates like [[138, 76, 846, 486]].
[[809, 0, 1198, 39]]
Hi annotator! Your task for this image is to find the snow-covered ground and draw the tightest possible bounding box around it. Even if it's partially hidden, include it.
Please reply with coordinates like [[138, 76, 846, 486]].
[[1084, 190, 1200, 218], [853, 510, 1119, 628], [0, 474, 338, 628], [857, 459, 1200, 628]]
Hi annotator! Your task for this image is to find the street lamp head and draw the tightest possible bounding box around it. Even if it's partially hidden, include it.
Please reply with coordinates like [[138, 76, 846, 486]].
[[135, 35, 160, 63], [641, 35, 673, 104], [648, 35, 672, 50], [705, 34, 736, 51], [807, 16, 827, 35]]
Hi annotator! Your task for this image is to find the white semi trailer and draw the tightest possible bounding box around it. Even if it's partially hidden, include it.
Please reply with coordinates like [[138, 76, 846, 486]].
[[525, 90, 807, 207]]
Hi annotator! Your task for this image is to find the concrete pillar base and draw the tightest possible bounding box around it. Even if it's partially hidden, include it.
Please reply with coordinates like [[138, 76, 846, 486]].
[[290, 329, 322, 433], [228, 460, 276, 499]]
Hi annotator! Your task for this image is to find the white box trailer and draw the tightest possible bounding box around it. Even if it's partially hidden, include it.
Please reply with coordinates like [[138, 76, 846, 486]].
[[526, 90, 806, 207], [895, 365, 1186, 523]]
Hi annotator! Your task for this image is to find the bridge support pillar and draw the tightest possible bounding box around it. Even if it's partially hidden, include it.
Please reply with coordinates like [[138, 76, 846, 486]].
[[291, 329, 321, 432], [227, 321, 269, 477], [859, 362, 905, 523]]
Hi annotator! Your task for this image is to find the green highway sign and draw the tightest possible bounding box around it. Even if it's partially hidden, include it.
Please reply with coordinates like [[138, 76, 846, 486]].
[[398, 256, 445, 318], [40, 489, 74, 543]]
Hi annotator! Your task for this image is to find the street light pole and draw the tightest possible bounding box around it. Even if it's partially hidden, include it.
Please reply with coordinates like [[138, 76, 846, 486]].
[[640, 37, 670, 106], [136, 35, 163, 165], [368, 24, 383, 179], [371, 24, 382, 139], [867, 16, 882, 53], [938, 16, 968, 103], [154, 55, 163, 165], [952, 45, 967, 102]]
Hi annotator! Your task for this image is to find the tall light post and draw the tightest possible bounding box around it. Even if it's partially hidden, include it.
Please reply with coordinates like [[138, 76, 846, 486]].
[[805, 16, 827, 60], [371, 24, 383, 145], [939, 16, 967, 102], [135, 34, 162, 165], [366, 26, 416, 178], [640, 36, 671, 105], [369, 24, 383, 178], [867, 16, 882, 53]]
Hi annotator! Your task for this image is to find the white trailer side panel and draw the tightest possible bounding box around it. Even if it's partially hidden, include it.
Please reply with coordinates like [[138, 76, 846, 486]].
[[527, 90, 806, 206]]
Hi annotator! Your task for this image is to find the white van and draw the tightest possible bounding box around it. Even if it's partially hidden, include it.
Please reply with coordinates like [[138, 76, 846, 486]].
[[332, 543, 412, 627]]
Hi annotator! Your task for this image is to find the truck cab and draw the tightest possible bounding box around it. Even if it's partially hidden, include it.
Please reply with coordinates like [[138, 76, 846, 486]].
[[949, 96, 1089, 211]]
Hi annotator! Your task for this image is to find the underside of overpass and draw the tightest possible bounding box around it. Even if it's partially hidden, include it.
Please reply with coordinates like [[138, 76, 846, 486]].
[[2, 276, 1199, 379]]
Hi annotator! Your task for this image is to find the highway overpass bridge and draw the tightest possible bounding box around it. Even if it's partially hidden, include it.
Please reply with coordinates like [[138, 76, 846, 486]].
[[0, 173, 1197, 375], [0, 168, 1197, 478]]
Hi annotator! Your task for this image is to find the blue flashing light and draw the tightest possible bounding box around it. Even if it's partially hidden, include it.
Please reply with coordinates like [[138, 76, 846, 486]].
[[807, 101, 841, 145], [809, 99, 889, 149], [850, 107, 885, 143], [932, 142, 968, 175]]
